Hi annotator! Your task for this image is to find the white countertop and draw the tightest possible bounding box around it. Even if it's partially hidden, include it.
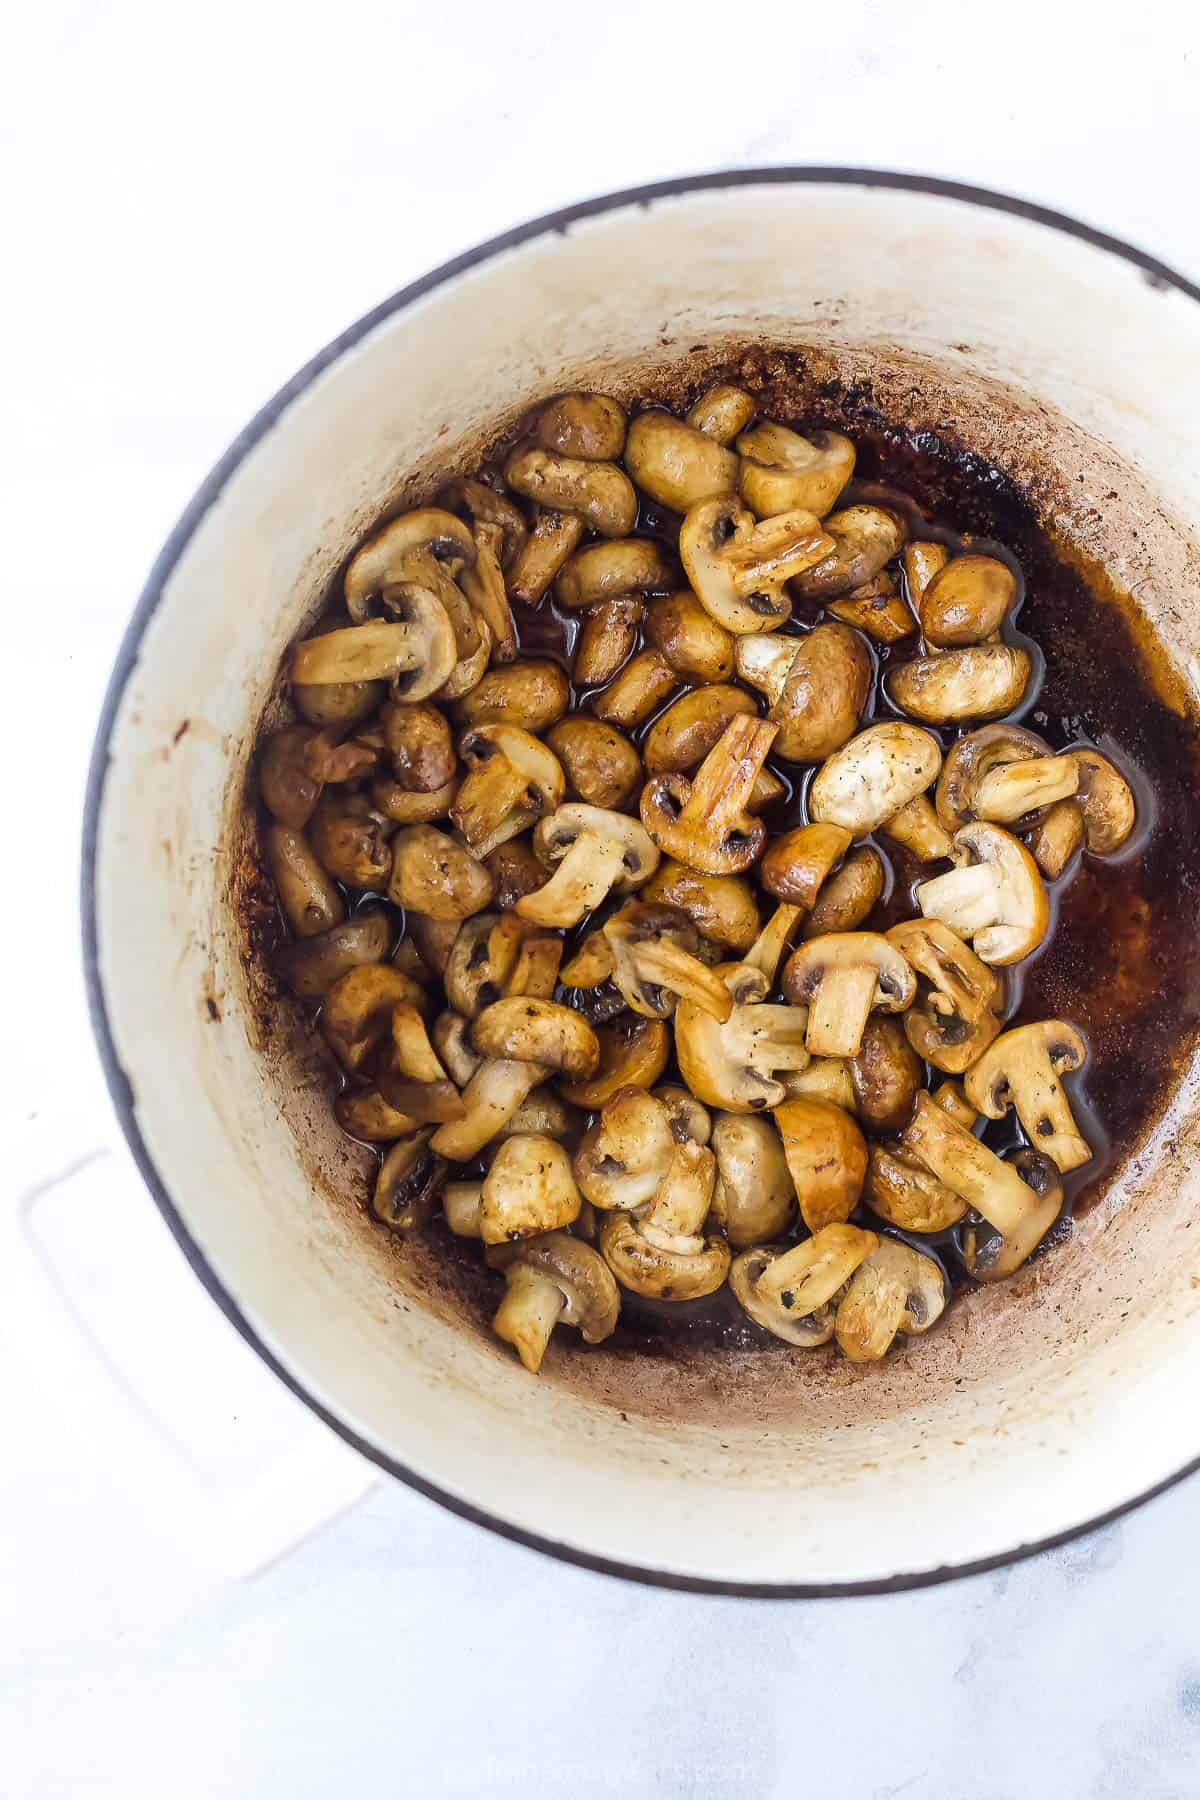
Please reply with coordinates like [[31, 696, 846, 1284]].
[[4, 1, 1200, 1793]]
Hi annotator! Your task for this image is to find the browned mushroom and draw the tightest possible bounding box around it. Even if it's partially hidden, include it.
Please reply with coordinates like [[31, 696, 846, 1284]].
[[572, 597, 644, 687], [479, 1134, 582, 1243], [623, 409, 739, 511], [886, 918, 1005, 1073], [546, 716, 642, 810], [760, 823, 853, 908], [680, 495, 835, 634], [450, 724, 565, 856], [964, 1021, 1092, 1172], [936, 724, 1078, 832], [850, 1018, 923, 1134], [504, 445, 637, 538], [790, 505, 907, 601], [736, 423, 856, 520], [734, 623, 871, 761], [380, 701, 457, 793], [783, 933, 916, 1059], [387, 825, 495, 921], [686, 385, 756, 443], [454, 659, 570, 732], [1066, 748, 1137, 853], [886, 644, 1032, 725], [801, 847, 886, 939], [264, 823, 346, 938], [555, 538, 676, 610], [308, 790, 393, 888], [558, 1015, 671, 1110], [588, 649, 680, 729], [516, 805, 659, 928], [644, 590, 736, 681], [826, 572, 917, 644], [535, 392, 628, 461], [773, 1098, 869, 1232], [506, 508, 586, 606], [640, 714, 778, 875], [642, 684, 756, 779], [915, 822, 1048, 965], [259, 724, 324, 828], [918, 555, 1017, 647], [486, 1232, 619, 1373]]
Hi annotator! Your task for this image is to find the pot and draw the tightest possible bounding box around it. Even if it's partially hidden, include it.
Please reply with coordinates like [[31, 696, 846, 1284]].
[[83, 170, 1200, 1595]]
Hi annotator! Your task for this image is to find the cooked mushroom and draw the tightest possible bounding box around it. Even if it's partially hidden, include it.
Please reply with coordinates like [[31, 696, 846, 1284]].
[[459, 521, 517, 663], [535, 391, 627, 461], [902, 1091, 1062, 1275], [598, 1141, 728, 1301], [291, 599, 457, 700], [486, 1232, 619, 1373], [375, 1004, 464, 1122], [801, 847, 886, 939], [918, 555, 1017, 647], [506, 508, 586, 606], [675, 963, 810, 1111], [516, 804, 658, 928], [572, 597, 644, 687], [710, 1113, 795, 1247], [443, 1180, 483, 1236], [589, 649, 680, 729], [472, 997, 599, 1078], [641, 714, 778, 875], [790, 505, 907, 601], [736, 423, 856, 520], [748, 1223, 879, 1318], [930, 1079, 979, 1131], [504, 933, 563, 1001], [808, 723, 942, 837], [652, 1084, 712, 1145], [438, 608, 491, 703], [850, 1017, 923, 1133], [372, 1130, 447, 1234], [450, 724, 565, 856], [640, 859, 761, 953], [293, 677, 385, 729], [602, 903, 733, 1021], [1066, 748, 1137, 853], [886, 643, 1032, 724], [443, 913, 528, 1017], [902, 540, 950, 604], [741, 901, 805, 986], [643, 684, 756, 777], [573, 1087, 675, 1210], [343, 507, 476, 624], [440, 477, 528, 569], [834, 1239, 946, 1361], [430, 1057, 544, 1160], [880, 794, 953, 862], [323, 962, 430, 1069], [454, 659, 569, 732], [936, 724, 1078, 831], [780, 1056, 856, 1111], [734, 622, 871, 761], [387, 825, 494, 920], [555, 538, 676, 609], [483, 836, 547, 909], [623, 409, 739, 511], [558, 1015, 670, 1110], [772, 1097, 868, 1232], [1026, 797, 1085, 881], [961, 1151, 1064, 1282], [259, 724, 324, 827], [274, 908, 391, 998], [783, 933, 915, 1059], [679, 495, 835, 634], [497, 1086, 578, 1142], [546, 716, 642, 810], [378, 700, 457, 793], [826, 571, 918, 644], [308, 790, 393, 888], [504, 445, 637, 538], [728, 1245, 838, 1346], [864, 1143, 967, 1234], [645, 590, 736, 681], [478, 1134, 581, 1244], [964, 1021, 1091, 1172], [686, 384, 756, 444], [886, 918, 1005, 1073], [915, 822, 1048, 965], [432, 1010, 483, 1086], [263, 823, 346, 938], [370, 775, 458, 825], [335, 1087, 419, 1142]]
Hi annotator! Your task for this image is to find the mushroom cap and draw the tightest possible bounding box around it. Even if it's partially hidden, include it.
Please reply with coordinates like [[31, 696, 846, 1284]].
[[772, 1097, 869, 1233], [736, 423, 856, 520], [439, 477, 528, 568], [370, 774, 459, 826], [546, 716, 642, 811], [558, 1015, 671, 1110], [343, 507, 477, 622], [640, 859, 761, 952], [1026, 797, 1085, 881], [291, 597, 460, 698], [454, 659, 570, 732], [643, 684, 756, 776], [834, 1239, 947, 1361], [381, 700, 457, 793], [783, 932, 917, 1035], [274, 908, 392, 999], [442, 913, 526, 1017], [555, 538, 676, 609], [480, 1134, 582, 1244], [459, 723, 565, 803], [503, 445, 637, 538], [429, 1057, 543, 1161], [535, 803, 659, 886], [308, 790, 393, 889], [916, 822, 1048, 966], [639, 714, 777, 877], [386, 824, 494, 920], [761, 822, 854, 908], [623, 409, 739, 512], [432, 1010, 483, 1087], [710, 1114, 795, 1248], [598, 1210, 730, 1302], [601, 902, 732, 1021], [808, 723, 943, 836], [675, 963, 810, 1112], [729, 1245, 837, 1345], [886, 917, 1005, 1074], [573, 1087, 676, 1211], [472, 997, 600, 1077], [486, 1230, 620, 1342], [918, 554, 1017, 648], [936, 723, 1073, 831], [802, 846, 886, 939], [259, 724, 324, 828], [963, 1020, 1091, 1171], [263, 822, 346, 939], [886, 643, 1031, 724], [372, 1131, 447, 1233], [653, 1085, 713, 1146], [645, 590, 736, 681], [535, 391, 627, 462], [687, 384, 757, 444], [850, 1017, 923, 1134], [865, 1145, 968, 1233], [735, 623, 872, 762], [789, 505, 907, 600], [293, 677, 386, 729], [323, 961, 429, 1052], [1067, 747, 1137, 853], [962, 1149, 1064, 1281]]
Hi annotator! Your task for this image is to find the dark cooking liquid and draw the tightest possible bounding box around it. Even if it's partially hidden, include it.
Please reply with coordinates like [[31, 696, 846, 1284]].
[[253, 376, 1200, 1360]]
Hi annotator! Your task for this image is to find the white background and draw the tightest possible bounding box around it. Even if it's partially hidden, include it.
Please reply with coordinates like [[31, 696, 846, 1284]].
[[3, 2, 1200, 1794]]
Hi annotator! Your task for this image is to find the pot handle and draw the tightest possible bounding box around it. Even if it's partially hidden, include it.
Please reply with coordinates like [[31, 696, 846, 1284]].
[[2, 1113, 377, 1578]]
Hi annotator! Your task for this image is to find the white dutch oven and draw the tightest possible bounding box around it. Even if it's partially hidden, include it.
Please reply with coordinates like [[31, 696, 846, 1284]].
[[84, 171, 1200, 1594]]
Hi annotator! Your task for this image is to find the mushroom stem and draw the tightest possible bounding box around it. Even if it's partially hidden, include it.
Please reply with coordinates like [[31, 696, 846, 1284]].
[[903, 1095, 1039, 1236], [492, 1265, 567, 1374], [744, 904, 804, 984], [516, 831, 627, 928], [429, 1059, 543, 1159], [443, 1183, 483, 1236], [460, 523, 516, 661], [754, 1225, 878, 1315], [974, 757, 1078, 822], [915, 863, 1002, 938], [725, 511, 835, 596], [450, 756, 532, 850], [835, 1266, 910, 1363], [730, 1002, 812, 1072], [642, 1142, 715, 1242], [629, 939, 733, 1021], [804, 964, 883, 1059]]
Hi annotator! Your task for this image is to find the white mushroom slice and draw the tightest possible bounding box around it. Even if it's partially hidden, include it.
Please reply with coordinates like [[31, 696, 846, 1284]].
[[291, 595, 458, 699], [742, 903, 804, 987], [376, 1004, 464, 1124], [623, 409, 739, 510], [640, 714, 778, 876], [936, 723, 1079, 831], [372, 1130, 447, 1234], [652, 1085, 712, 1147], [486, 1232, 619, 1373], [479, 1134, 581, 1244], [902, 1092, 1062, 1275], [439, 477, 528, 569], [432, 1011, 483, 1087], [886, 918, 1005, 1074], [918, 555, 1017, 648], [516, 804, 659, 929], [686, 385, 756, 444], [442, 913, 528, 1018], [729, 1245, 838, 1346], [343, 508, 477, 623], [773, 1096, 869, 1234], [430, 1058, 544, 1161], [736, 423, 856, 520], [602, 904, 733, 1022], [782, 933, 916, 1060], [734, 623, 871, 761], [790, 506, 907, 601], [964, 1021, 1092, 1172], [880, 794, 954, 862], [574, 1088, 676, 1211], [679, 496, 835, 634], [675, 964, 811, 1113], [598, 1144, 728, 1302], [710, 1115, 795, 1247], [450, 724, 565, 856], [322, 963, 429, 1070], [916, 822, 1048, 966], [752, 1223, 879, 1316], [961, 1151, 1065, 1283], [886, 644, 1032, 724], [1066, 748, 1137, 853], [504, 446, 637, 538], [834, 1240, 946, 1362], [808, 723, 943, 837]]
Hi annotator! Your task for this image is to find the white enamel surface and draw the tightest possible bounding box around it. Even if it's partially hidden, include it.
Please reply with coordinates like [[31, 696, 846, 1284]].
[[92, 179, 1200, 1588]]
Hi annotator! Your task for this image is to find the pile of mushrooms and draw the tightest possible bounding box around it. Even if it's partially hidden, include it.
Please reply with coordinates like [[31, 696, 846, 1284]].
[[259, 386, 1139, 1375]]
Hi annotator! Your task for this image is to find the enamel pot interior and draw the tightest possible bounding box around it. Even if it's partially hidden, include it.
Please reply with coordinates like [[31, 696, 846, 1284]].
[[86, 174, 1200, 1593]]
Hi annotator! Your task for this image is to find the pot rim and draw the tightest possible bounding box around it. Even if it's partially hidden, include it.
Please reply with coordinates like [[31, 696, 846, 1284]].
[[80, 166, 1200, 1599]]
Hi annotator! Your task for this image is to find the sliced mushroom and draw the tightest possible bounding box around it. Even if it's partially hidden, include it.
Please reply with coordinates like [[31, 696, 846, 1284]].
[[506, 508, 586, 606], [378, 701, 456, 793], [274, 907, 391, 998], [439, 477, 528, 569], [936, 724, 1078, 831], [736, 423, 855, 520], [546, 716, 642, 810], [443, 913, 528, 1017], [497, 1087, 579, 1142], [450, 724, 565, 856], [918, 555, 1017, 647], [514, 804, 658, 928], [652, 1084, 713, 1146], [880, 794, 953, 862], [472, 997, 598, 1078], [407, 912, 462, 979], [964, 1021, 1091, 1172], [387, 825, 494, 920], [375, 1004, 464, 1123], [343, 507, 476, 623], [504, 446, 637, 538], [588, 648, 680, 729], [790, 505, 907, 601], [370, 775, 458, 825], [263, 823, 346, 938], [504, 933, 563, 1001], [536, 391, 627, 462], [808, 723, 943, 837], [772, 1097, 868, 1232], [783, 933, 915, 1060], [827, 572, 917, 644], [555, 538, 675, 610], [850, 1018, 923, 1133], [886, 918, 1005, 1073], [335, 1087, 419, 1142], [432, 1010, 482, 1087], [483, 836, 547, 909], [486, 1231, 619, 1373], [741, 901, 805, 986], [443, 1181, 483, 1237], [734, 622, 872, 761], [916, 822, 1048, 965], [598, 1143, 728, 1301], [437, 608, 491, 703], [1067, 748, 1137, 853], [902, 1091, 1062, 1275], [834, 1240, 946, 1361], [602, 903, 733, 1022], [572, 597, 644, 687], [323, 962, 429, 1069], [308, 790, 393, 888], [640, 859, 761, 953], [679, 495, 835, 634], [644, 589, 736, 681], [962, 1150, 1064, 1283], [709, 1114, 795, 1247], [802, 846, 886, 939], [902, 540, 950, 604], [459, 521, 516, 663], [643, 684, 756, 777], [454, 659, 569, 732], [641, 714, 778, 875], [749, 1223, 879, 1317], [887, 644, 1032, 725], [291, 600, 457, 699], [259, 724, 324, 827], [864, 1144, 967, 1234], [675, 963, 810, 1112], [686, 384, 756, 444], [729, 1245, 838, 1346], [780, 1056, 856, 1111], [372, 1130, 447, 1234], [558, 1015, 670, 1110], [293, 678, 385, 729], [573, 1087, 676, 1210], [623, 409, 738, 511], [478, 1134, 581, 1244], [430, 1058, 544, 1160], [1026, 797, 1085, 881]]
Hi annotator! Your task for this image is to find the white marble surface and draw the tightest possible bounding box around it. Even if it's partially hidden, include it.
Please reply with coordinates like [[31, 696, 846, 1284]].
[[4, 1, 1200, 1793]]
